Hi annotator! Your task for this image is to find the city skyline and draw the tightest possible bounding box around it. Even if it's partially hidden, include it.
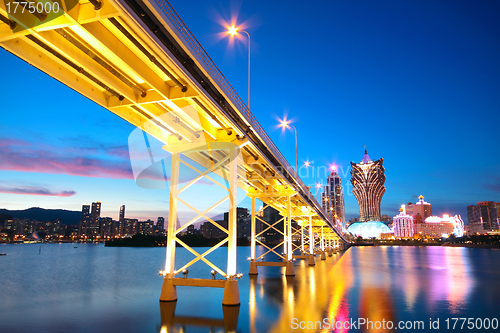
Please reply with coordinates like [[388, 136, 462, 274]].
[[0, 0, 499, 221]]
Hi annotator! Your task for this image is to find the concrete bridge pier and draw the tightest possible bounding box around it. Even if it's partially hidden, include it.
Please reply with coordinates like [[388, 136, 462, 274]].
[[159, 145, 242, 306]]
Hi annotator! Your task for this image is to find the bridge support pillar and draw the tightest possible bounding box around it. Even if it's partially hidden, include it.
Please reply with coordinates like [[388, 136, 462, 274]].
[[159, 277, 177, 302], [300, 222, 305, 254], [250, 197, 256, 261], [285, 260, 295, 276], [160, 151, 180, 302], [160, 143, 241, 306], [222, 279, 240, 306], [320, 226, 326, 260], [286, 195, 293, 262], [249, 260, 258, 275], [308, 213, 315, 266], [246, 185, 296, 276]]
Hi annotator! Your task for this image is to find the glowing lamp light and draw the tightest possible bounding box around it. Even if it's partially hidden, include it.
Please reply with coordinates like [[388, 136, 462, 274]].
[[280, 120, 290, 128], [330, 165, 337, 171], [304, 161, 311, 167], [228, 26, 238, 35]]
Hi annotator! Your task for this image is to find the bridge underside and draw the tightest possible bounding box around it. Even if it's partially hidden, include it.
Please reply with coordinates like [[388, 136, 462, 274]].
[[1, 0, 349, 306]]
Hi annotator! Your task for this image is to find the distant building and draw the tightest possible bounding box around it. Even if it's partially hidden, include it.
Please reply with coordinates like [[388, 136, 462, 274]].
[[99, 217, 113, 238], [393, 207, 414, 238], [186, 224, 196, 235], [110, 220, 121, 237], [262, 206, 282, 243], [224, 208, 253, 238], [79, 204, 90, 236], [86, 202, 101, 238], [200, 220, 227, 238], [414, 215, 456, 238], [406, 196, 432, 221], [119, 205, 125, 222], [137, 220, 154, 235], [321, 168, 345, 229], [350, 146, 386, 222], [467, 201, 499, 231], [157, 217, 165, 231], [123, 218, 138, 235], [381, 215, 392, 224], [118, 205, 125, 235]]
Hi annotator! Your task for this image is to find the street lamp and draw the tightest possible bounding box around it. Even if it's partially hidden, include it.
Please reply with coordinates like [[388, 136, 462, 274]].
[[316, 182, 322, 202], [280, 120, 298, 174], [304, 160, 318, 196], [330, 165, 338, 227], [227, 25, 251, 112]]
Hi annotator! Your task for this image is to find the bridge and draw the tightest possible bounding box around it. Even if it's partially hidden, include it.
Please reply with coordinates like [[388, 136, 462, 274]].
[[0, 0, 350, 306]]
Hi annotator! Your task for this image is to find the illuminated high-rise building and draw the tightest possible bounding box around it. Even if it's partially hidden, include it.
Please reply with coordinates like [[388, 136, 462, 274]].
[[78, 204, 90, 236], [467, 201, 499, 231], [119, 205, 125, 222], [321, 168, 345, 228], [406, 195, 432, 221], [393, 206, 414, 238], [157, 217, 165, 231], [350, 146, 386, 222], [87, 202, 101, 237], [118, 205, 125, 235]]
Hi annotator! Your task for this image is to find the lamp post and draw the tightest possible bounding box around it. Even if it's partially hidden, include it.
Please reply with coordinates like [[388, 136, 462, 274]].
[[228, 26, 251, 112], [280, 120, 298, 174], [331, 165, 338, 227], [304, 161, 318, 196], [316, 182, 322, 203]]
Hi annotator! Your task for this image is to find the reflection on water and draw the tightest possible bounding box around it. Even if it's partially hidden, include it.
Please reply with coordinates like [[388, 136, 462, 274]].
[[0, 244, 498, 332], [160, 301, 239, 333], [250, 246, 495, 333]]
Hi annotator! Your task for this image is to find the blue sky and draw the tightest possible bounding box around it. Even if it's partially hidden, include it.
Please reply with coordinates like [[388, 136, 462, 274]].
[[0, 0, 499, 222]]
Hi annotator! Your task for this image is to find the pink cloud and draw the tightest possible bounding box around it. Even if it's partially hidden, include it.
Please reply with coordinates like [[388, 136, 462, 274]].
[[0, 138, 134, 179], [0, 185, 76, 197]]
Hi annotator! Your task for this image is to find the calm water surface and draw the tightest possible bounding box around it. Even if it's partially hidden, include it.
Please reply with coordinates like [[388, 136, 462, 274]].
[[0, 244, 499, 332]]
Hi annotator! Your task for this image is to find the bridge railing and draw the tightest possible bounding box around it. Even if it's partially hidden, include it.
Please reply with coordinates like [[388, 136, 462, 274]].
[[153, 0, 330, 224]]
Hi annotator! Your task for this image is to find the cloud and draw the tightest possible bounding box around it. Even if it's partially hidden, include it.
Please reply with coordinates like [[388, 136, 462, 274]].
[[0, 185, 76, 197], [0, 137, 134, 179], [0, 138, 29, 147], [485, 178, 500, 192], [63, 135, 130, 158]]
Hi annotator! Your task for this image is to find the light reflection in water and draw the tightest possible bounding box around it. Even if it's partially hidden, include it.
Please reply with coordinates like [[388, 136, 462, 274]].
[[0, 244, 496, 333], [259, 246, 476, 332], [159, 301, 239, 333], [442, 247, 474, 313]]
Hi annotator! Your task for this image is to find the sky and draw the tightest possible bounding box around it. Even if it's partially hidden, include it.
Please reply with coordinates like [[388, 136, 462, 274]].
[[0, 0, 499, 223]]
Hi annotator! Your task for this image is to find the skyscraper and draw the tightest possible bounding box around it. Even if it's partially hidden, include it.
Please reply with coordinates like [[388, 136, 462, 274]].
[[350, 146, 386, 222], [157, 217, 165, 231], [79, 204, 90, 236], [467, 201, 500, 231], [87, 202, 101, 238], [321, 169, 345, 228], [118, 205, 125, 235]]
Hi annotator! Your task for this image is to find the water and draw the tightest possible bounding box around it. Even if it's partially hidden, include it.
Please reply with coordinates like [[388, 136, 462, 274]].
[[0, 244, 499, 332]]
